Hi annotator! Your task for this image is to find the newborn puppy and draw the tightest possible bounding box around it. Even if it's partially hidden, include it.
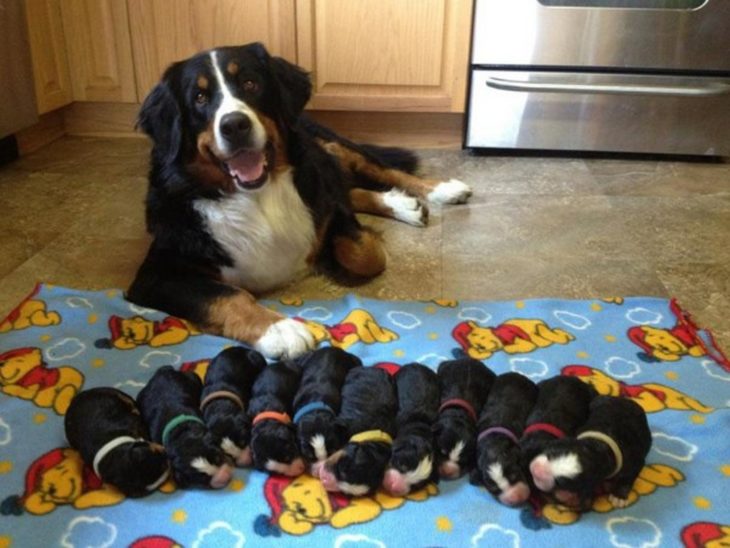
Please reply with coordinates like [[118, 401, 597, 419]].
[[470, 373, 538, 506], [292, 347, 362, 465], [382, 363, 440, 496], [65, 387, 170, 497], [137, 366, 233, 489], [520, 375, 597, 473], [530, 395, 651, 510], [201, 346, 266, 466], [248, 359, 305, 476], [434, 358, 496, 479], [316, 367, 397, 495]]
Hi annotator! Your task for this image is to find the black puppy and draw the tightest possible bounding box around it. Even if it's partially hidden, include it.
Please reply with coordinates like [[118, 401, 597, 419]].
[[382, 363, 440, 496], [292, 347, 362, 466], [530, 395, 651, 510], [65, 387, 170, 497], [137, 366, 233, 489], [315, 367, 397, 495], [248, 359, 305, 476], [470, 373, 538, 506], [201, 346, 266, 467], [520, 375, 597, 476], [434, 358, 496, 479]]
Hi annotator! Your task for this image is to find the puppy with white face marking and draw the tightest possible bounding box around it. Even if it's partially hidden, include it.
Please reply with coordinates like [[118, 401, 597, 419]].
[[315, 367, 397, 495], [434, 358, 496, 480], [520, 375, 597, 480], [470, 373, 538, 506], [248, 359, 305, 476], [137, 366, 233, 489], [64, 387, 170, 497], [530, 395, 651, 510], [382, 363, 441, 496], [292, 347, 362, 466], [200, 346, 266, 466]]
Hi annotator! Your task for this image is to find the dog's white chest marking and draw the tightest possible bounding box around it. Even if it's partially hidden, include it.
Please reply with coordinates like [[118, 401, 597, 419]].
[[194, 170, 316, 293]]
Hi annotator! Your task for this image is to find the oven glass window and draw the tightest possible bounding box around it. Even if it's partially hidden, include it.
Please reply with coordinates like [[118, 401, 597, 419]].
[[539, 0, 705, 8]]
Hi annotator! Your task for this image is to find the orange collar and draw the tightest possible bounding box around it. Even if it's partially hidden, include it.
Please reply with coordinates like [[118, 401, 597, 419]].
[[252, 411, 292, 426]]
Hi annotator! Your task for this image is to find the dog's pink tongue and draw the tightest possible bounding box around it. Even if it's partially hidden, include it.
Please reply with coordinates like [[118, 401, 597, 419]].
[[228, 150, 265, 183]]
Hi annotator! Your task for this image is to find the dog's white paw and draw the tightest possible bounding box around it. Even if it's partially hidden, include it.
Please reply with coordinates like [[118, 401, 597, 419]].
[[383, 189, 428, 227], [428, 179, 472, 204], [254, 318, 315, 359], [608, 494, 630, 508]]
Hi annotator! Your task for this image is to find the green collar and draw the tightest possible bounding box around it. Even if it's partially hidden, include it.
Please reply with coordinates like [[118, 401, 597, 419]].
[[161, 414, 205, 446]]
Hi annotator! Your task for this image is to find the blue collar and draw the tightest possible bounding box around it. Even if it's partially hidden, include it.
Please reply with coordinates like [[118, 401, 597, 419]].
[[293, 402, 335, 424]]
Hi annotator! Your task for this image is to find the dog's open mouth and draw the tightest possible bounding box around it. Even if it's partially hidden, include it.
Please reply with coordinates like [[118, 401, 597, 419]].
[[221, 142, 273, 191]]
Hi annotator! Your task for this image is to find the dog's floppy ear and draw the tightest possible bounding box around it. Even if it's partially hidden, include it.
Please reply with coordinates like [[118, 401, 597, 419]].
[[137, 72, 183, 163]]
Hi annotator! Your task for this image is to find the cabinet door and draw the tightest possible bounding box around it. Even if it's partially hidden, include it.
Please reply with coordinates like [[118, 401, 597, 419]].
[[61, 0, 138, 102], [296, 0, 473, 112], [128, 0, 296, 100], [25, 0, 73, 114]]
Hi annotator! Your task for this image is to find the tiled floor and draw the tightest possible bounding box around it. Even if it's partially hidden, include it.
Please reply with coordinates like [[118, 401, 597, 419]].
[[1, 136, 728, 351]]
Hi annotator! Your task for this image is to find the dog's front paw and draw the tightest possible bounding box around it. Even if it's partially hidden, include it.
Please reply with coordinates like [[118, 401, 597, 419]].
[[383, 189, 428, 226], [255, 318, 316, 359], [428, 179, 472, 204]]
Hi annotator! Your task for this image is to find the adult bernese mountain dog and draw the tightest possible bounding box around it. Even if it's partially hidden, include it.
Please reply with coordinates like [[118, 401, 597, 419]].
[[127, 42, 471, 359]]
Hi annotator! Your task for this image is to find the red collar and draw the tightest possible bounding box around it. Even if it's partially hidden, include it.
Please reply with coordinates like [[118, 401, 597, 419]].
[[438, 398, 477, 422], [523, 422, 566, 439]]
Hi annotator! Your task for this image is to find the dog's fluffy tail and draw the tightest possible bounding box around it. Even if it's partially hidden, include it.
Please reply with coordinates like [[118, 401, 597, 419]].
[[357, 144, 419, 174]]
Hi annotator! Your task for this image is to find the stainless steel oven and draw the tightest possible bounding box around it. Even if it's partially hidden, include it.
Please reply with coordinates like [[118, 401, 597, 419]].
[[464, 0, 730, 155]]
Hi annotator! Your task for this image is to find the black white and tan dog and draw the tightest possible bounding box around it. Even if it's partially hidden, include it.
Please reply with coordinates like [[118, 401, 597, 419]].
[[315, 366, 397, 495], [137, 366, 233, 489], [529, 395, 652, 510], [434, 358, 496, 479], [64, 387, 170, 497], [248, 359, 305, 476], [292, 347, 362, 466], [382, 363, 441, 496], [520, 375, 597, 476], [127, 42, 471, 361], [200, 346, 267, 466], [470, 372, 538, 506]]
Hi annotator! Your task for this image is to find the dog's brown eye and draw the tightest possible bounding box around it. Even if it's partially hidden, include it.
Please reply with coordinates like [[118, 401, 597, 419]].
[[196, 92, 208, 105], [242, 80, 258, 93]]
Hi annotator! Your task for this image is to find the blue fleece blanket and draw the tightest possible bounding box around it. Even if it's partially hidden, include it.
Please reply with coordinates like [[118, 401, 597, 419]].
[[1, 284, 728, 548]]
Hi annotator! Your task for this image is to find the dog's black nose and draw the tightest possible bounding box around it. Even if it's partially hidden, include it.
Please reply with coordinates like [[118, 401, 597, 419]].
[[219, 112, 251, 147]]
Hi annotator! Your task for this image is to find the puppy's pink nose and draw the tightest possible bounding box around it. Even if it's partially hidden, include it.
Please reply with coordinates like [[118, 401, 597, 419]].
[[236, 447, 252, 467], [529, 455, 554, 492], [318, 467, 339, 492], [382, 469, 409, 496], [439, 461, 460, 479], [210, 463, 233, 489], [499, 482, 531, 506], [310, 461, 325, 477]]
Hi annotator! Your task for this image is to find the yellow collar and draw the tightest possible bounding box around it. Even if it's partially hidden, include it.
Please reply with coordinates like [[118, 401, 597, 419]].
[[349, 430, 393, 445], [577, 431, 623, 478]]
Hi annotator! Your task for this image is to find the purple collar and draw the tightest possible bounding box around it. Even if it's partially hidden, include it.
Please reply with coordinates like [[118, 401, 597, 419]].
[[477, 426, 519, 444]]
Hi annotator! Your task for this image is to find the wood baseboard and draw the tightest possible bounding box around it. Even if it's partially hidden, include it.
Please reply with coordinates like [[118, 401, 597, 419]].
[[16, 109, 67, 155], [64, 102, 142, 138]]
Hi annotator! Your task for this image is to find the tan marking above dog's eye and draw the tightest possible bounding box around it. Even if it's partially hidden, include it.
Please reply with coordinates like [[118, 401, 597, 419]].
[[242, 80, 258, 92], [197, 75, 209, 89], [227, 62, 239, 75], [196, 92, 208, 105]]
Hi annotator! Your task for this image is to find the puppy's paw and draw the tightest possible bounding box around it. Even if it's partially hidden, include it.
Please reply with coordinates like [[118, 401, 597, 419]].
[[383, 189, 428, 226], [428, 179, 472, 204], [255, 318, 316, 359], [608, 494, 630, 508]]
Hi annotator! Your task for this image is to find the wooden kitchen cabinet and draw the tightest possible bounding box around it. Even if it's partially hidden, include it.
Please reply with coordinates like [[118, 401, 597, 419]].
[[127, 0, 297, 101], [60, 0, 138, 102], [296, 0, 473, 112], [25, 0, 73, 114]]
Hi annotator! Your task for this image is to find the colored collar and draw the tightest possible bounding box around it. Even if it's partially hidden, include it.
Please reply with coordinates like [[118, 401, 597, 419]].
[[577, 431, 624, 478], [200, 390, 244, 411], [161, 414, 205, 446], [523, 423, 566, 439], [477, 426, 519, 444], [92, 436, 141, 477], [252, 411, 292, 426], [438, 398, 477, 422], [145, 466, 171, 492], [293, 402, 335, 424], [349, 430, 393, 445]]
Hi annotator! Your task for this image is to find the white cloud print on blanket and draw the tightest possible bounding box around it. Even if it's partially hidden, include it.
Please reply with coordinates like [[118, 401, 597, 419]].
[[471, 523, 520, 548], [606, 516, 662, 548], [192, 521, 246, 548], [60, 516, 117, 548]]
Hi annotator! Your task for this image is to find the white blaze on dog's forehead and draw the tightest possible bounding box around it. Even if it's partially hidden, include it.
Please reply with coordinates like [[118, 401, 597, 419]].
[[191, 456, 218, 477], [487, 462, 510, 492], [549, 453, 582, 479], [310, 434, 327, 461], [220, 437, 242, 459], [402, 455, 433, 486], [337, 481, 370, 496], [448, 440, 465, 465], [209, 50, 266, 153]]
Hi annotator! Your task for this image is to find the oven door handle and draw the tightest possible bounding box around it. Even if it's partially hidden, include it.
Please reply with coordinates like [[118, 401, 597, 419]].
[[485, 76, 730, 97]]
